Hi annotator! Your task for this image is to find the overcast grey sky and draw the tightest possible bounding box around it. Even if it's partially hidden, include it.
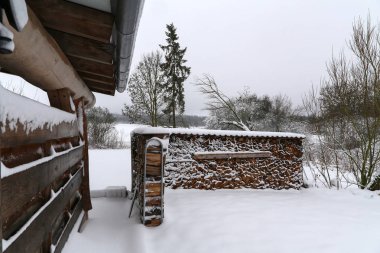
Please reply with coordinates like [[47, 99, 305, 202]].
[[93, 0, 379, 115], [2, 0, 379, 115]]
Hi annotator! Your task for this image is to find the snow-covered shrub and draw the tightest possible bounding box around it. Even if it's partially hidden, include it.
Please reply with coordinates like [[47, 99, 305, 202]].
[[197, 78, 296, 132], [87, 107, 125, 149]]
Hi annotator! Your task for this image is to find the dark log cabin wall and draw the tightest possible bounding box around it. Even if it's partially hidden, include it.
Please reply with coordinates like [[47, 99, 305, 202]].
[[0, 0, 144, 251], [0, 85, 89, 253]]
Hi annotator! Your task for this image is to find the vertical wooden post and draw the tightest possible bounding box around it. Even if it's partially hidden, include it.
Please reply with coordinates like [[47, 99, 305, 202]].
[[49, 90, 92, 232], [48, 89, 92, 212], [74, 99, 92, 213], [0, 155, 2, 252], [0, 84, 3, 247], [41, 233, 52, 253], [47, 88, 75, 113]]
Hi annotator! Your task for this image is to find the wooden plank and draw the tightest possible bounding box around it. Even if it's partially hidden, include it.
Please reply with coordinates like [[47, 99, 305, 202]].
[[42, 234, 52, 253], [192, 151, 272, 160], [146, 153, 162, 167], [89, 87, 115, 96], [1, 147, 83, 225], [146, 165, 161, 176], [147, 146, 162, 153], [0, 7, 95, 107], [47, 88, 75, 113], [27, 0, 114, 43], [47, 29, 114, 64], [3, 187, 51, 240], [145, 182, 162, 197], [145, 191, 161, 198], [51, 170, 71, 193], [144, 218, 161, 227], [68, 55, 114, 78], [77, 211, 88, 233], [0, 159, 2, 252], [0, 120, 79, 149], [51, 212, 69, 245], [84, 79, 115, 93], [53, 199, 83, 253], [145, 197, 161, 206], [2, 144, 49, 168], [3, 138, 80, 169], [77, 100, 92, 212], [4, 168, 83, 253], [78, 71, 115, 86], [145, 208, 161, 217]]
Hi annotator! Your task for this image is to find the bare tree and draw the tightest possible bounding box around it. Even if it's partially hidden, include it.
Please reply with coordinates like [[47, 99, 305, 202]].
[[196, 74, 294, 132], [304, 16, 380, 190], [270, 94, 293, 132], [302, 85, 346, 189], [123, 51, 164, 127], [195, 74, 250, 131]]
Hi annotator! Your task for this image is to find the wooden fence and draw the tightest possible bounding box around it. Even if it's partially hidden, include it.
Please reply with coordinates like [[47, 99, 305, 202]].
[[0, 87, 91, 253]]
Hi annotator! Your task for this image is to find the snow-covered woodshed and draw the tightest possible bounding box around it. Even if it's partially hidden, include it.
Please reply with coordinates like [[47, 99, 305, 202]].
[[0, 1, 144, 252]]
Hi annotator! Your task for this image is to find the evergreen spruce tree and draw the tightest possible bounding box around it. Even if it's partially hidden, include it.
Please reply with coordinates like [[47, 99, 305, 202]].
[[160, 23, 191, 128]]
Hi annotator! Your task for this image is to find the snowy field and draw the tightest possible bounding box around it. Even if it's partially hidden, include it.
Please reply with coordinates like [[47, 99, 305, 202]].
[[63, 125, 380, 253], [114, 123, 147, 147]]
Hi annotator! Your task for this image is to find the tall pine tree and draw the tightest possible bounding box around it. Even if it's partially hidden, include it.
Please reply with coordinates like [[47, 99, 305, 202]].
[[160, 23, 191, 128]]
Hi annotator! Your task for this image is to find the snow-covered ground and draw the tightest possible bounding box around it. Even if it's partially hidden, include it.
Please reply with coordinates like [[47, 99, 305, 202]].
[[89, 124, 147, 189], [89, 149, 132, 190], [63, 125, 380, 253]]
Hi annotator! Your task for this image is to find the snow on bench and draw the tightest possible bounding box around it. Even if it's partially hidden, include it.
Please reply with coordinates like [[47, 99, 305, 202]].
[[193, 151, 272, 160]]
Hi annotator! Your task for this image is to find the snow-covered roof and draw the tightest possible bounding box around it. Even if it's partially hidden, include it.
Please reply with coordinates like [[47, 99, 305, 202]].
[[132, 127, 305, 139]]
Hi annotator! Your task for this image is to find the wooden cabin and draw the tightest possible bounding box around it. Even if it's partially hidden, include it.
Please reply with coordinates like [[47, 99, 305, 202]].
[[0, 0, 144, 252]]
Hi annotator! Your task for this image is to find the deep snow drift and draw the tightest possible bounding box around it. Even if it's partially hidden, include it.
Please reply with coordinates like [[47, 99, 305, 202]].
[[64, 184, 380, 253]]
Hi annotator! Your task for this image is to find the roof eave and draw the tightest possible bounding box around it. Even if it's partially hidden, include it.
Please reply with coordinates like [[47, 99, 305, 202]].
[[112, 0, 144, 93]]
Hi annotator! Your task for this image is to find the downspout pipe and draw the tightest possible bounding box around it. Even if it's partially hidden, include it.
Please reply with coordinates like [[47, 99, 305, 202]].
[[112, 0, 144, 93]]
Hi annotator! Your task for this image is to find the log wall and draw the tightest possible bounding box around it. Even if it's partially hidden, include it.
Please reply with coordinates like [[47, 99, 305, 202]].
[[0, 89, 91, 253]]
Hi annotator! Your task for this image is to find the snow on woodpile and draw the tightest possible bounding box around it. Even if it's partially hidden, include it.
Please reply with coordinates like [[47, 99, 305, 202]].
[[132, 126, 305, 139], [0, 85, 76, 133], [131, 127, 305, 190]]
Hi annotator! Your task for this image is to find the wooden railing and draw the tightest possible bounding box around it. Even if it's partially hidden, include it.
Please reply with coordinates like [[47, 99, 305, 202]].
[[0, 87, 91, 253]]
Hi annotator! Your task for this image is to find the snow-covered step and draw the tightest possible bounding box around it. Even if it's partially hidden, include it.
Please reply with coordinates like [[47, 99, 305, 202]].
[[90, 186, 127, 198]]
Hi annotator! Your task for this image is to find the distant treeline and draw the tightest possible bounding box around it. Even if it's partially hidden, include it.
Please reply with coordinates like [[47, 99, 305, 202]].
[[112, 113, 206, 127]]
